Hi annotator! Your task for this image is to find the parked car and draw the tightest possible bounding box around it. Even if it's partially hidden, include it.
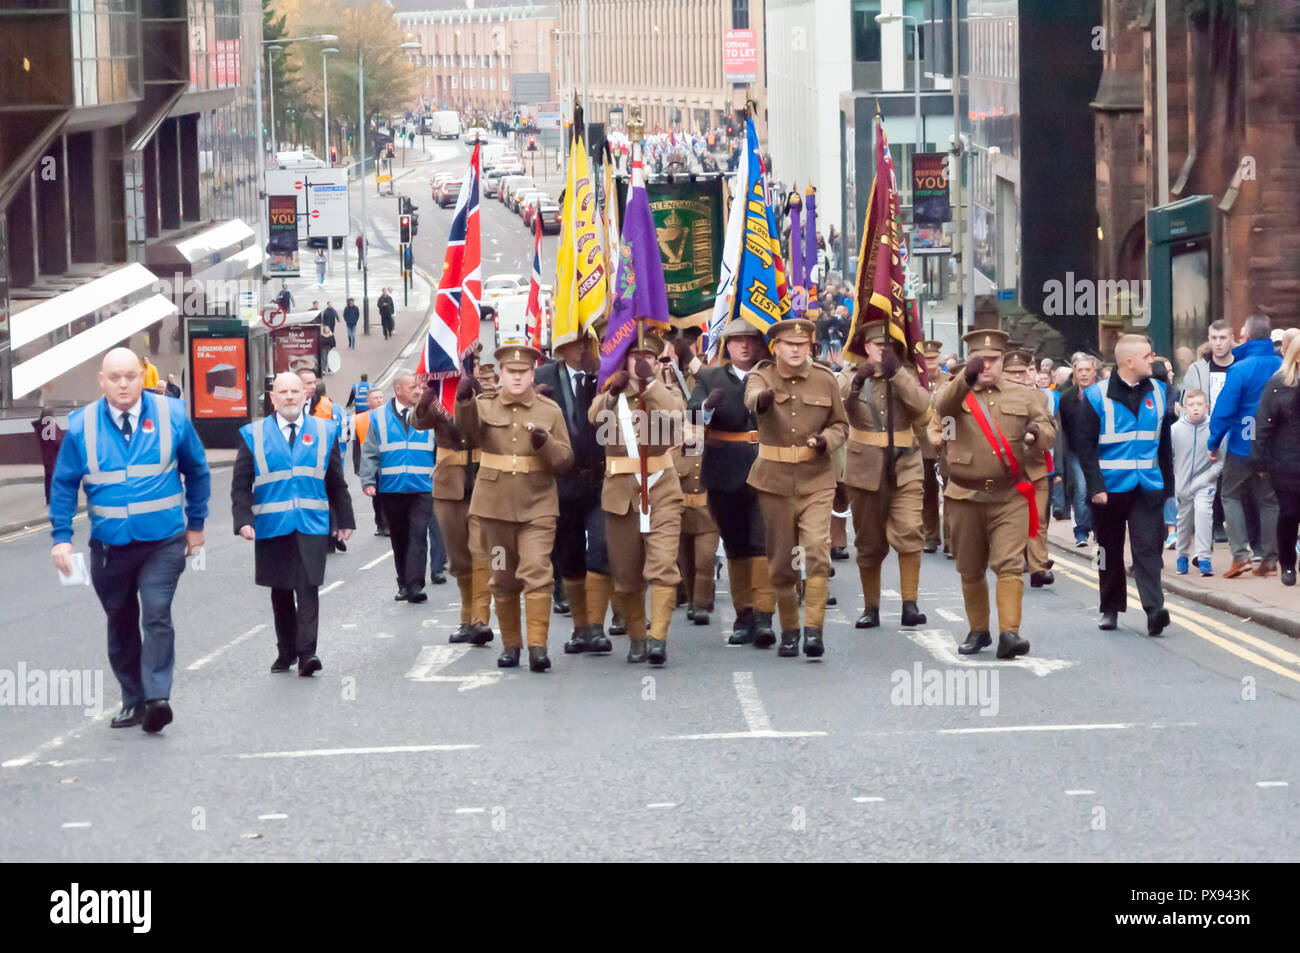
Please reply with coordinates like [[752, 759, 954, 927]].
[[537, 203, 561, 235], [482, 168, 507, 198], [431, 172, 454, 200], [481, 274, 528, 318], [514, 188, 548, 217], [463, 126, 488, 145], [519, 191, 549, 224], [437, 179, 463, 208], [500, 175, 534, 207]]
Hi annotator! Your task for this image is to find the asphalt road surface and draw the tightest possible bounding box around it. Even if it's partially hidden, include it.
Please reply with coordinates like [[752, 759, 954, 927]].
[[2, 459, 1299, 862]]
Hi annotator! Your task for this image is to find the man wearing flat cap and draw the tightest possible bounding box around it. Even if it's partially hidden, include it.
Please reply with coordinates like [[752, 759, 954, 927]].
[[744, 317, 849, 659], [455, 343, 574, 672], [840, 320, 933, 630], [936, 329, 1055, 659]]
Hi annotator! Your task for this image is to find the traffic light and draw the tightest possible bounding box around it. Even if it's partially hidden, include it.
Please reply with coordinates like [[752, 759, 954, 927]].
[[528, 136, 537, 152], [399, 215, 411, 244], [410, 214, 419, 237], [329, 146, 337, 163], [386, 142, 395, 158]]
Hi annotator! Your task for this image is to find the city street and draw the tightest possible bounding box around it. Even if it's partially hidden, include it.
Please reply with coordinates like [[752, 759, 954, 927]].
[[3, 473, 1297, 862]]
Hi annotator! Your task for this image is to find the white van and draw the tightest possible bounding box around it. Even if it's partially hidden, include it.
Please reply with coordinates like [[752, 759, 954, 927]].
[[434, 111, 461, 139], [493, 292, 531, 345], [482, 144, 507, 171], [273, 150, 326, 171]]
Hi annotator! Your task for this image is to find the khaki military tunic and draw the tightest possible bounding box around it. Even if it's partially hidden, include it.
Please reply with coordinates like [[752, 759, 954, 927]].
[[674, 403, 719, 607], [412, 402, 483, 580], [588, 376, 685, 592], [1006, 380, 1056, 574], [455, 387, 573, 595], [744, 357, 849, 588], [921, 369, 948, 547], [840, 364, 931, 566]]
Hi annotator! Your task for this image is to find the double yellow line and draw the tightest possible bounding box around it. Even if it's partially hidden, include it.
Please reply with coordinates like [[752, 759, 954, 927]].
[[1051, 554, 1300, 684]]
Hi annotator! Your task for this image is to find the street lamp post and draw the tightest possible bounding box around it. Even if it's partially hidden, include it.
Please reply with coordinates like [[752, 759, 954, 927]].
[[322, 47, 338, 164], [358, 47, 370, 335], [267, 45, 282, 154]]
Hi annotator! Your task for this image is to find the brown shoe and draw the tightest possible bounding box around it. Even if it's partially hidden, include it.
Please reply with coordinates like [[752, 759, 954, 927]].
[[1224, 559, 1253, 579], [1253, 559, 1278, 577]]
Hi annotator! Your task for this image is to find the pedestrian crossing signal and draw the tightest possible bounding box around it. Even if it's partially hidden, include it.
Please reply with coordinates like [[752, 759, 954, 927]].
[[330, 146, 337, 163], [528, 136, 537, 152], [400, 215, 411, 244]]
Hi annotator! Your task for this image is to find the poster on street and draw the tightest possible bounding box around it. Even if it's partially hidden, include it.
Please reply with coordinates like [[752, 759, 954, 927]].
[[191, 336, 247, 418]]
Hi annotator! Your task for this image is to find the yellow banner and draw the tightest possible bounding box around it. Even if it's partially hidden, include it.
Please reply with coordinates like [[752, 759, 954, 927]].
[[552, 131, 580, 348]]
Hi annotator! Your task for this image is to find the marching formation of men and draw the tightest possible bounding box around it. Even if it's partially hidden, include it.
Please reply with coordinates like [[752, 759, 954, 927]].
[[51, 315, 1200, 730]]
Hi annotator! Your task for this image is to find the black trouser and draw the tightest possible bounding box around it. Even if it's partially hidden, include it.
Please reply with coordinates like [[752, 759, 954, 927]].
[[372, 496, 388, 531], [1276, 475, 1300, 573], [707, 483, 766, 559], [88, 532, 187, 708], [553, 483, 609, 579], [380, 492, 432, 593], [922, 460, 941, 546], [1093, 488, 1166, 616], [271, 579, 320, 661]]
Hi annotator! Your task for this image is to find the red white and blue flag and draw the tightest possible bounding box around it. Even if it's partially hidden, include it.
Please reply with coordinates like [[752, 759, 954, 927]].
[[526, 212, 544, 350], [418, 142, 481, 410]]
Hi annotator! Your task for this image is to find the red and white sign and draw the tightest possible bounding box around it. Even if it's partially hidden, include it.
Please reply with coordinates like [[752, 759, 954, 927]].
[[723, 29, 758, 84]]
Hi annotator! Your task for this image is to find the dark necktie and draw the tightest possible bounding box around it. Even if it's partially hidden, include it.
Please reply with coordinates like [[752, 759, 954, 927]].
[[401, 407, 410, 430], [120, 414, 132, 442], [288, 421, 297, 447]]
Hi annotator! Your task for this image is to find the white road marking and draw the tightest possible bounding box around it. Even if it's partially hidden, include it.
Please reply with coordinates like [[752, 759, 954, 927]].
[[61, 822, 91, 829], [186, 624, 267, 671], [1065, 790, 1095, 796], [454, 807, 486, 814], [909, 629, 1075, 677], [405, 644, 502, 690], [375, 632, 395, 639], [3, 708, 118, 768], [853, 796, 885, 803], [663, 730, 828, 740], [361, 551, 393, 570], [936, 608, 963, 622], [258, 813, 289, 820], [881, 589, 900, 600], [1256, 781, 1289, 788], [938, 723, 1147, 735], [646, 802, 677, 809], [236, 744, 478, 760], [732, 672, 772, 733], [319, 581, 344, 595]]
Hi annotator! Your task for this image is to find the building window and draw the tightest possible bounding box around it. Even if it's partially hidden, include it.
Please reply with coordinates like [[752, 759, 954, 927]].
[[732, 0, 749, 29], [489, 76, 495, 90], [502, 76, 509, 91], [852, 0, 882, 63]]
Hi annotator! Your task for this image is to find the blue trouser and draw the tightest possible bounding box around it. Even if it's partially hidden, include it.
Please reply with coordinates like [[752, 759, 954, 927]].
[[1067, 451, 1093, 542], [345, 322, 357, 348], [1049, 472, 1065, 514], [89, 532, 187, 708], [428, 513, 446, 576]]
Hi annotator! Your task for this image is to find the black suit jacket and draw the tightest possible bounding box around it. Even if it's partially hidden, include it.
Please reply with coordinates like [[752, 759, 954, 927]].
[[231, 433, 356, 589], [688, 365, 759, 493], [534, 360, 604, 500]]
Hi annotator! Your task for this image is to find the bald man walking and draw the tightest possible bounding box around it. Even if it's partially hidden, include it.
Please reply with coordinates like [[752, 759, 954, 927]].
[[50, 347, 210, 733]]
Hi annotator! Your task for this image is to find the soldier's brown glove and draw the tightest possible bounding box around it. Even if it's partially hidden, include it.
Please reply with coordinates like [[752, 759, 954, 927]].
[[431, 406, 460, 443], [808, 434, 828, 455], [416, 382, 439, 415], [879, 347, 900, 379], [964, 356, 986, 387], [703, 387, 724, 411], [850, 363, 872, 397], [530, 428, 548, 450], [633, 357, 654, 381], [456, 375, 481, 401], [673, 337, 695, 369], [754, 388, 776, 414], [607, 370, 631, 395]]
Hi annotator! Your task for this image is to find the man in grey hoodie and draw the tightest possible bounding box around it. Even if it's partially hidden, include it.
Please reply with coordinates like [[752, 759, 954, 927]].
[[1171, 388, 1224, 576]]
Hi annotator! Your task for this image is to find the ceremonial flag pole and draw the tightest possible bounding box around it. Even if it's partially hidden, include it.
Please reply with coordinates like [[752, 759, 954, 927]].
[[788, 185, 804, 319]]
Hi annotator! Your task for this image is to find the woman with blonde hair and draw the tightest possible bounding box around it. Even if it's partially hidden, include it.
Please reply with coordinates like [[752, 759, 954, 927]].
[[1253, 333, 1300, 586]]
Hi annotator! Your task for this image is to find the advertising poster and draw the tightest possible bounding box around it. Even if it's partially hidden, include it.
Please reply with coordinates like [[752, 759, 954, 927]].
[[191, 337, 247, 418], [912, 153, 951, 225], [723, 30, 758, 84], [267, 194, 300, 277], [271, 325, 321, 373]]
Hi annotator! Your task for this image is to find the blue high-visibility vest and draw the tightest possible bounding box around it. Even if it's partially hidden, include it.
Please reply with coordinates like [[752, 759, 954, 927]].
[[239, 415, 333, 538], [372, 401, 435, 493], [1086, 379, 1166, 493], [70, 392, 186, 544]]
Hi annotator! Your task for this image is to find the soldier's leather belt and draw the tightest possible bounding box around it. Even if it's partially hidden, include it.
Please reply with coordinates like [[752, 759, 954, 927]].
[[436, 447, 482, 467], [479, 452, 542, 474], [848, 427, 915, 448], [948, 474, 1015, 493], [705, 428, 759, 444], [682, 492, 708, 508], [606, 453, 672, 476], [758, 444, 818, 463]]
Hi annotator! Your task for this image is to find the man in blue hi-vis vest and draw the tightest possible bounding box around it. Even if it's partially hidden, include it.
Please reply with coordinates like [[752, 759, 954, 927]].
[[232, 372, 355, 676], [49, 347, 211, 734], [1074, 334, 1179, 636]]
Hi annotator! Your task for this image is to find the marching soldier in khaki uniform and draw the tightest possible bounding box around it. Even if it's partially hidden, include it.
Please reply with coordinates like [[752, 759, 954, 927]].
[[672, 380, 719, 624], [588, 332, 686, 665], [840, 320, 933, 629], [920, 340, 946, 552], [744, 318, 849, 658], [455, 344, 574, 672], [929, 355, 963, 559], [1003, 348, 1056, 587], [936, 329, 1054, 658]]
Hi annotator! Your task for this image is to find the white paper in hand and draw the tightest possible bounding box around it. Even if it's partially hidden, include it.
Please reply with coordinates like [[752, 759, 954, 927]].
[[58, 551, 91, 587]]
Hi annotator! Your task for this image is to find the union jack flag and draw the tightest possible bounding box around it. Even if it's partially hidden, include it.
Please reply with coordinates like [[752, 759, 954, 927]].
[[526, 212, 544, 350], [417, 142, 481, 410]]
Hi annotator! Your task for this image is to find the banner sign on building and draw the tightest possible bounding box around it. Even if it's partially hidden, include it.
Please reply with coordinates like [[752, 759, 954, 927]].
[[536, 102, 562, 131], [724, 29, 758, 84], [617, 175, 725, 325], [912, 152, 951, 225], [191, 336, 247, 418]]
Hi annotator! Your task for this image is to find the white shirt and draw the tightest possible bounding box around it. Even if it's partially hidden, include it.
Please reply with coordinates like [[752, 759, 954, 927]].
[[729, 364, 750, 382], [276, 412, 304, 444], [111, 397, 143, 439], [564, 364, 585, 398], [394, 398, 414, 428]]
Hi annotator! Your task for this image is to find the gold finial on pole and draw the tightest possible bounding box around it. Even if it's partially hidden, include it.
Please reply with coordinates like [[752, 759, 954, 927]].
[[628, 105, 644, 144]]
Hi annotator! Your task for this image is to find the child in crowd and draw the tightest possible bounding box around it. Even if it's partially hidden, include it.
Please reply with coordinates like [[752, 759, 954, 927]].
[[1171, 389, 1224, 575]]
